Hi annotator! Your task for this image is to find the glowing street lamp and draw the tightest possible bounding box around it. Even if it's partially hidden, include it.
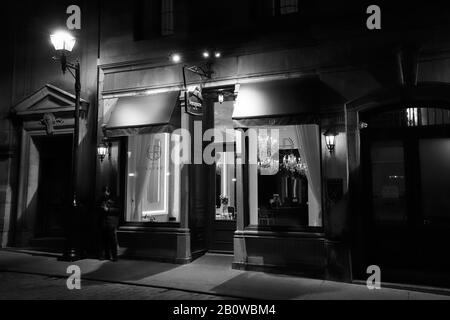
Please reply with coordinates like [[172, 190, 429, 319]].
[[50, 30, 82, 261]]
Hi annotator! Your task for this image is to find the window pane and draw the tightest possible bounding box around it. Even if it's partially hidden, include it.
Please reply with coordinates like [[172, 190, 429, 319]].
[[419, 138, 450, 220], [250, 125, 322, 227], [126, 133, 180, 222], [161, 0, 174, 36], [370, 140, 407, 223], [215, 149, 237, 221], [279, 0, 298, 15], [214, 101, 236, 143]]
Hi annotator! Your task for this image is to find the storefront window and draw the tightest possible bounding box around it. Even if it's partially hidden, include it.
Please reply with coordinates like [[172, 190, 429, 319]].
[[126, 133, 180, 223], [248, 125, 323, 228]]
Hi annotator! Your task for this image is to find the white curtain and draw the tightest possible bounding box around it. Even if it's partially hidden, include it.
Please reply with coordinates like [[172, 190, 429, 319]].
[[295, 125, 322, 227], [132, 134, 156, 221]]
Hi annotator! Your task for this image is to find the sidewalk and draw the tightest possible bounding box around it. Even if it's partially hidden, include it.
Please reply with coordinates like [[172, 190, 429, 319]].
[[0, 249, 449, 300]]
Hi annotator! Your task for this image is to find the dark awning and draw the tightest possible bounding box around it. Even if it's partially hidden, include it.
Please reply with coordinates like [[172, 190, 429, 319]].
[[233, 77, 322, 128], [104, 91, 181, 137]]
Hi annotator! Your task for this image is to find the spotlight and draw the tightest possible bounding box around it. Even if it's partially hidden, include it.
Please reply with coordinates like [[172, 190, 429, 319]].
[[214, 52, 221, 58], [170, 53, 181, 63], [202, 51, 210, 58]]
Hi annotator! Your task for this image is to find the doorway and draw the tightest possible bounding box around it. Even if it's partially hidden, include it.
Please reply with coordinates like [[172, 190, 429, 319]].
[[33, 134, 73, 240], [210, 144, 237, 252], [206, 99, 237, 253], [360, 107, 450, 287]]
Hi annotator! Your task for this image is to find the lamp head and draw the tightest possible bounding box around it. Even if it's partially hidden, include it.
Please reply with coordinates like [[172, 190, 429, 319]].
[[324, 129, 338, 154], [50, 30, 76, 52], [97, 140, 110, 162]]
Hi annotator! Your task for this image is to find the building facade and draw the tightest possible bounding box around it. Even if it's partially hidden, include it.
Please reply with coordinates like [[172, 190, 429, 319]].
[[2, 0, 450, 288]]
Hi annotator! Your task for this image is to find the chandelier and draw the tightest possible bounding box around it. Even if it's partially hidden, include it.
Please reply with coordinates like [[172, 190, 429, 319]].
[[281, 153, 307, 177]]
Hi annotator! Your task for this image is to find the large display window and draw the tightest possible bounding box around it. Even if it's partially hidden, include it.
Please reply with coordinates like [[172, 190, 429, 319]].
[[248, 125, 323, 228], [125, 133, 181, 223]]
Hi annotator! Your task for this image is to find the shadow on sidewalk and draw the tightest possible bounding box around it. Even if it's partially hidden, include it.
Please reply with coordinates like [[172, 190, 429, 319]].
[[82, 259, 179, 283], [210, 273, 340, 300], [0, 249, 180, 284]]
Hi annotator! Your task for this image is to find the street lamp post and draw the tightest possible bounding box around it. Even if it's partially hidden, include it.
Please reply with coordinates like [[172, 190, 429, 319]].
[[50, 31, 82, 261]]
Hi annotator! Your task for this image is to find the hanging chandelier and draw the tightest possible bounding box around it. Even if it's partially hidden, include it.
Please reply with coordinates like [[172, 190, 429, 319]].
[[281, 153, 307, 177]]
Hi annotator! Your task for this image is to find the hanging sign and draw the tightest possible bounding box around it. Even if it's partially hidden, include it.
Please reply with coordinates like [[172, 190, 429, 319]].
[[186, 86, 204, 117]]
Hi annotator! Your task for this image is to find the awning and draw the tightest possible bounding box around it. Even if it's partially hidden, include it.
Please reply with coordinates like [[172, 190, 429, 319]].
[[104, 91, 181, 137], [233, 77, 322, 128]]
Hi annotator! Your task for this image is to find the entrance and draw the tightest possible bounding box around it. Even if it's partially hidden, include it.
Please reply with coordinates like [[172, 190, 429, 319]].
[[209, 143, 237, 252], [206, 99, 237, 253], [33, 134, 73, 239], [360, 107, 450, 287]]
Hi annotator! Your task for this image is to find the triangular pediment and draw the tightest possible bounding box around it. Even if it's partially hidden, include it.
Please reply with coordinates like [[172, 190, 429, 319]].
[[13, 84, 88, 116]]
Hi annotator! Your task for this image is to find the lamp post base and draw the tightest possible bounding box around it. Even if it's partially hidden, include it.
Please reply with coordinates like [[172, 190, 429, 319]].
[[58, 203, 82, 262]]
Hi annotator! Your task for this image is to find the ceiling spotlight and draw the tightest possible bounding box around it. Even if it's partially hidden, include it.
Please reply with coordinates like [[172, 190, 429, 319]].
[[214, 52, 221, 58], [202, 51, 210, 58], [170, 53, 181, 63]]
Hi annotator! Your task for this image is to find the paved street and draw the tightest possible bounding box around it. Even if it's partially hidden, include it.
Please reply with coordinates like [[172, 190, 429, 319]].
[[0, 271, 234, 300]]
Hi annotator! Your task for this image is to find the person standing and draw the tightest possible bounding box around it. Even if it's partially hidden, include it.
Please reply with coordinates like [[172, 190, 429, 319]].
[[99, 186, 120, 262]]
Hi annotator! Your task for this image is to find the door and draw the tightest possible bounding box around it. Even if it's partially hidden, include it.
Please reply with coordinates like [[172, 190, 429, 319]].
[[209, 145, 237, 253], [35, 134, 73, 238], [361, 108, 450, 287], [206, 99, 237, 253]]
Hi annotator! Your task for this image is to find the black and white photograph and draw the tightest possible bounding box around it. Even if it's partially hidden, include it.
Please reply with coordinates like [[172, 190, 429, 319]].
[[1, 0, 450, 309]]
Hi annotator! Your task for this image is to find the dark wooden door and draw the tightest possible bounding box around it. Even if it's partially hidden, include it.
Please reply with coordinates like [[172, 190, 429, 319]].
[[35, 135, 73, 238], [361, 125, 450, 287]]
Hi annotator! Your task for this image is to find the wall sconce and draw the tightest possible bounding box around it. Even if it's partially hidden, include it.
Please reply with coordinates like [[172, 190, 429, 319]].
[[97, 139, 111, 162], [324, 129, 338, 154], [218, 92, 224, 104], [216, 89, 235, 105]]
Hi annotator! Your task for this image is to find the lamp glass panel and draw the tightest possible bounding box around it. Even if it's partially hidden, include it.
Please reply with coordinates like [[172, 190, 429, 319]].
[[50, 31, 76, 52]]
